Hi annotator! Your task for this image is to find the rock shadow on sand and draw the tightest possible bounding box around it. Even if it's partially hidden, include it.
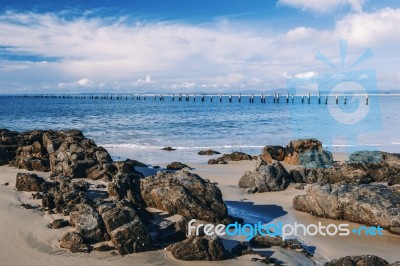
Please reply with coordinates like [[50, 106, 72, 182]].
[[225, 201, 287, 224]]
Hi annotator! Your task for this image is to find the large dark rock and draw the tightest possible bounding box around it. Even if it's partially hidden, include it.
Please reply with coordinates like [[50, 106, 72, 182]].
[[15, 173, 46, 192], [157, 218, 187, 243], [293, 183, 400, 234], [140, 170, 229, 223], [284, 139, 333, 167], [0, 129, 18, 165], [101, 203, 154, 254], [261, 145, 285, 163], [239, 161, 292, 193], [167, 235, 228, 261], [324, 255, 390, 266], [60, 231, 89, 253], [69, 203, 105, 242], [208, 151, 253, 165]]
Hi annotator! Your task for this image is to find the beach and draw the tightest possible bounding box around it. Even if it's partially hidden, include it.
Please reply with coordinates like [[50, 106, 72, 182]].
[[0, 149, 399, 266]]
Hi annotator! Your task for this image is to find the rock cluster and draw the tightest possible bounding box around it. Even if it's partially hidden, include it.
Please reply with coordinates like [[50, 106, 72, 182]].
[[325, 255, 392, 266], [166, 162, 190, 170], [0, 129, 115, 180]]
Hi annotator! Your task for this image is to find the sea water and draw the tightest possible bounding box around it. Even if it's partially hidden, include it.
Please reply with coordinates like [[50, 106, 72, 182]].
[[0, 95, 399, 164]]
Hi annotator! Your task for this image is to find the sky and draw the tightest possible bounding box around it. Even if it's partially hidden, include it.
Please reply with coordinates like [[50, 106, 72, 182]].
[[0, 0, 399, 94]]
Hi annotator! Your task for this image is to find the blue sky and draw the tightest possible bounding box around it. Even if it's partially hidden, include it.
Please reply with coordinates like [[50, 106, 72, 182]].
[[0, 0, 399, 93]]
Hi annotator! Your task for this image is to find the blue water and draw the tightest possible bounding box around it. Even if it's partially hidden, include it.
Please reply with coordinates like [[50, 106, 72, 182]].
[[0, 95, 399, 163]]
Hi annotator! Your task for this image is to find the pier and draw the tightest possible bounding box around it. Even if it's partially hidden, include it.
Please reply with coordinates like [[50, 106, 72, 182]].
[[7, 93, 370, 105]]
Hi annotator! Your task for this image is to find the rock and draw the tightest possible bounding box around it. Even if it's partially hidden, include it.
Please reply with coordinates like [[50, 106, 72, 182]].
[[231, 242, 253, 256], [108, 173, 144, 206], [167, 235, 228, 261], [124, 159, 148, 167], [325, 255, 390, 266], [284, 139, 333, 167], [295, 184, 305, 190], [2, 182, 9, 186], [69, 203, 105, 242], [51, 219, 70, 229], [261, 145, 285, 163], [60, 231, 89, 253], [166, 162, 189, 170], [249, 236, 309, 255], [96, 184, 107, 189], [0, 129, 19, 165], [158, 219, 187, 243], [15, 173, 46, 192], [140, 170, 229, 223], [198, 150, 221, 155], [71, 180, 90, 191], [293, 183, 400, 234], [101, 203, 154, 254], [207, 159, 227, 165], [21, 203, 39, 209], [162, 147, 176, 151], [93, 243, 113, 251], [238, 161, 292, 193]]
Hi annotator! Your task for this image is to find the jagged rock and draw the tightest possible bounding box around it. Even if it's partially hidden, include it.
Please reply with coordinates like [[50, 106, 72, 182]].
[[140, 170, 229, 223], [261, 145, 285, 163], [15, 173, 46, 192], [324, 255, 390, 266], [101, 202, 153, 255], [108, 173, 144, 206], [0, 129, 18, 165], [51, 219, 70, 229], [166, 162, 189, 170], [60, 231, 89, 253], [239, 161, 292, 193], [198, 150, 221, 155], [231, 242, 253, 256], [93, 243, 114, 251], [284, 139, 333, 167], [158, 218, 187, 243], [167, 235, 228, 261], [124, 159, 148, 167], [69, 203, 105, 242], [293, 183, 400, 234], [101, 203, 154, 255], [208, 151, 253, 165], [42, 180, 85, 215]]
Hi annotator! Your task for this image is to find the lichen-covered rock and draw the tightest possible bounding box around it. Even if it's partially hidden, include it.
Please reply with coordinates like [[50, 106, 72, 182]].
[[101, 203, 153, 254], [15, 173, 46, 192], [293, 183, 400, 234], [239, 161, 292, 193], [324, 255, 390, 266], [284, 139, 333, 167], [140, 170, 229, 223], [167, 235, 228, 261]]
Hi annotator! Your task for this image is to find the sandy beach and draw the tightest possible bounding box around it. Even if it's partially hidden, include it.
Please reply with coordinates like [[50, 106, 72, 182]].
[[0, 151, 399, 266]]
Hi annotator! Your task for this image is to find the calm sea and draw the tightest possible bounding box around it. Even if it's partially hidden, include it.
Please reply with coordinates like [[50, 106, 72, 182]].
[[0, 94, 399, 164]]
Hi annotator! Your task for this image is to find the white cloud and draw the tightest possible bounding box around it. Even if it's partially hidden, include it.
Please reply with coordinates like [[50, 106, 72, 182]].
[[278, 0, 366, 13], [136, 75, 153, 84], [58, 78, 94, 88], [294, 71, 319, 79]]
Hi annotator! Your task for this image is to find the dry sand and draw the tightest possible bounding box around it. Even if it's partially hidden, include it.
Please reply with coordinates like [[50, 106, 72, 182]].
[[0, 153, 399, 265]]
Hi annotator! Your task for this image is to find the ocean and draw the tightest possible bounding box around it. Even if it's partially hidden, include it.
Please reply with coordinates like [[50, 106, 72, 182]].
[[0, 94, 399, 164]]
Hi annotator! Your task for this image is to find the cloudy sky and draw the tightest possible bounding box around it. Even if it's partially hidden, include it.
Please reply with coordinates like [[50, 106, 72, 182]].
[[0, 0, 399, 93]]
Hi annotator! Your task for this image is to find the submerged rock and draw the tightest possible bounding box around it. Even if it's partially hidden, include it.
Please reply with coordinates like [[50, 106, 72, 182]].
[[162, 147, 176, 151], [167, 235, 229, 261], [293, 183, 400, 234], [140, 170, 229, 223], [239, 161, 292, 193]]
